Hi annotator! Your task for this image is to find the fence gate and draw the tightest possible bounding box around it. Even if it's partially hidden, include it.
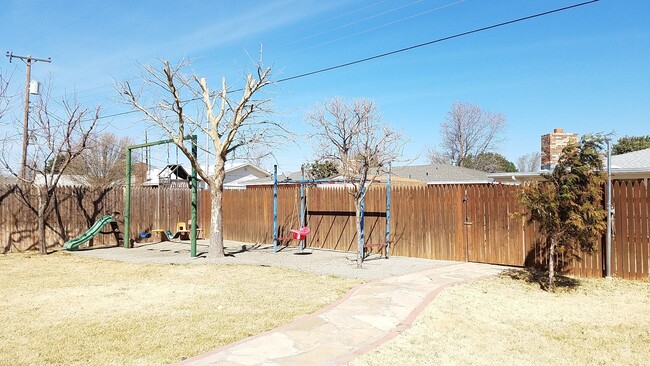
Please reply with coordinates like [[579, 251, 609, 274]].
[[463, 185, 526, 267]]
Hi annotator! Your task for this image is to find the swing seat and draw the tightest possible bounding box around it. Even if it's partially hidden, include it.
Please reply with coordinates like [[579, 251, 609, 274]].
[[290, 226, 310, 240]]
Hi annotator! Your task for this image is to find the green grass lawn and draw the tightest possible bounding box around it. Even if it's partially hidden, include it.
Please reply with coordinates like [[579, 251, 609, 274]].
[[350, 270, 650, 366], [0, 253, 360, 366]]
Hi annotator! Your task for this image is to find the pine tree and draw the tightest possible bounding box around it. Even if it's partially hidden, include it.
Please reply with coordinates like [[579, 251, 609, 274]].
[[520, 134, 607, 291]]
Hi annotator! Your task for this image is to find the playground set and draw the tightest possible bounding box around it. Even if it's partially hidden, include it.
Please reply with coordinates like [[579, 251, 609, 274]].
[[272, 164, 392, 259], [64, 134, 391, 261], [63, 135, 200, 254], [123, 135, 200, 255]]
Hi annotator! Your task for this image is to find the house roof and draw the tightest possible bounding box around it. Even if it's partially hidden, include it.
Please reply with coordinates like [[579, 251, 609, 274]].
[[203, 161, 271, 178], [224, 162, 271, 176], [243, 170, 303, 186], [489, 149, 650, 184], [391, 164, 490, 184], [159, 164, 190, 180], [610, 148, 650, 169], [143, 161, 270, 187], [246, 164, 490, 186], [32, 174, 89, 186], [0, 175, 18, 185]]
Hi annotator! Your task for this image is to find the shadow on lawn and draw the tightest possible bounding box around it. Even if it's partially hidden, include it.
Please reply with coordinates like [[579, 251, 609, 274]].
[[502, 268, 581, 292]]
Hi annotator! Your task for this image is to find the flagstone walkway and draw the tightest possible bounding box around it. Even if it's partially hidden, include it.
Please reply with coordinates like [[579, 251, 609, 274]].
[[174, 261, 508, 366]]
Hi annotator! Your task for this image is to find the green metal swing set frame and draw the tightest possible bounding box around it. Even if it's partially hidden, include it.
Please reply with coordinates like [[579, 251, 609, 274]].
[[124, 135, 199, 257]]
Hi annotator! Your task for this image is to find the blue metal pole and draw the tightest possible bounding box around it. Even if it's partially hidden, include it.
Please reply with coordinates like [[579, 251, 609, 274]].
[[273, 165, 278, 253], [386, 163, 391, 258], [299, 165, 305, 252], [606, 140, 612, 278]]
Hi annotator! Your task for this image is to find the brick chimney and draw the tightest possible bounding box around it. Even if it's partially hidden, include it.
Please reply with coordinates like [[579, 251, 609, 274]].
[[540, 128, 578, 170]]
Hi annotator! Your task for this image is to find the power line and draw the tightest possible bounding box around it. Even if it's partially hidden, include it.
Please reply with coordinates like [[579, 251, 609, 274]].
[[269, 0, 466, 65], [30, 0, 603, 125], [276, 0, 600, 83], [284, 0, 427, 47], [44, 1, 394, 102]]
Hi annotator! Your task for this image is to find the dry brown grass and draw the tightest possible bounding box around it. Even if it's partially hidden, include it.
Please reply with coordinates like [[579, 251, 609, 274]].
[[0, 252, 360, 366], [351, 269, 650, 366]]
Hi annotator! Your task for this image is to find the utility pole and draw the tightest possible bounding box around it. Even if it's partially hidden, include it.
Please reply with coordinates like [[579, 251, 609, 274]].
[[6, 52, 52, 180]]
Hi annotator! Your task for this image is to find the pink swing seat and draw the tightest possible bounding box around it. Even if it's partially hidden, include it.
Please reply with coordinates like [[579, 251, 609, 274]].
[[290, 226, 310, 240]]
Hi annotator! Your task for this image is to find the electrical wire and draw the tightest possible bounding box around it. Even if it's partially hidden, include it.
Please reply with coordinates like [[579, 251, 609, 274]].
[[44, 1, 392, 102], [11, 1, 602, 127], [276, 0, 600, 83], [284, 0, 427, 46], [290, 0, 466, 53]]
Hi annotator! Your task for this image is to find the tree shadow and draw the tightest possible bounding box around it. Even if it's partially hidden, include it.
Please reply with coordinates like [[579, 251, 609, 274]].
[[72, 186, 116, 242], [502, 268, 581, 291], [521, 237, 582, 291]]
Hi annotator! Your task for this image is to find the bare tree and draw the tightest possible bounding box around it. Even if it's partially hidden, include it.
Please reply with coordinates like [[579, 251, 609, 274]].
[[306, 97, 404, 268], [517, 152, 541, 172], [71, 132, 134, 187], [120, 59, 278, 257], [0, 70, 10, 121], [428, 102, 506, 167], [228, 143, 273, 168], [1, 91, 100, 254]]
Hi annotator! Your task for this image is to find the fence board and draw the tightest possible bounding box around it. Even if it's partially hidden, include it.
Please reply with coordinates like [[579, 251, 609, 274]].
[[639, 181, 647, 278]]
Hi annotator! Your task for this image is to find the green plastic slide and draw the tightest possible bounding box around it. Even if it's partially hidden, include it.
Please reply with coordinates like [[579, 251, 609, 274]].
[[64, 215, 115, 251]]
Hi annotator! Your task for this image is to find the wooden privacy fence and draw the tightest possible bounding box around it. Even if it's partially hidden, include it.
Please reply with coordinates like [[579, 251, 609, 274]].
[[0, 185, 201, 252], [0, 185, 124, 252], [1, 181, 648, 279]]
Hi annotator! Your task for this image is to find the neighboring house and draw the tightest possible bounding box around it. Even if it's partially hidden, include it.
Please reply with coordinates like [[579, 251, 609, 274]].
[[609, 147, 650, 181], [0, 175, 18, 185], [143, 164, 195, 188], [32, 174, 90, 187], [489, 148, 650, 184], [391, 164, 491, 185], [245, 163, 490, 187], [143, 161, 270, 189], [486, 172, 544, 185], [541, 128, 578, 170], [221, 162, 271, 189], [244, 170, 303, 188]]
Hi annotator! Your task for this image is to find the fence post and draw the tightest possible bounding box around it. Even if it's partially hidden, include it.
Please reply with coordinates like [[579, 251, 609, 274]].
[[124, 148, 132, 248], [605, 139, 612, 278], [273, 165, 278, 253]]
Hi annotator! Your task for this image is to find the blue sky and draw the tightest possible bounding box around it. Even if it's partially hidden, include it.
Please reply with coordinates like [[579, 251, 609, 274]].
[[1, 0, 649, 173]]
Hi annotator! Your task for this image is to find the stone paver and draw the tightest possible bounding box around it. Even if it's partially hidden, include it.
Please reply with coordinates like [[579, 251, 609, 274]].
[[174, 261, 508, 366]]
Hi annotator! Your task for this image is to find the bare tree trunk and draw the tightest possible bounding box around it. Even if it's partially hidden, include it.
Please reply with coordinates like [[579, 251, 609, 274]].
[[208, 188, 224, 258], [207, 161, 226, 258], [37, 188, 47, 255], [549, 237, 556, 292], [355, 200, 363, 269]]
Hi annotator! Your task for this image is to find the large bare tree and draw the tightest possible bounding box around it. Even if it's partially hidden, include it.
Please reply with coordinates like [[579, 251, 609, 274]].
[[1, 91, 100, 254], [120, 59, 277, 257], [70, 132, 134, 187], [428, 102, 506, 167], [306, 97, 403, 268]]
